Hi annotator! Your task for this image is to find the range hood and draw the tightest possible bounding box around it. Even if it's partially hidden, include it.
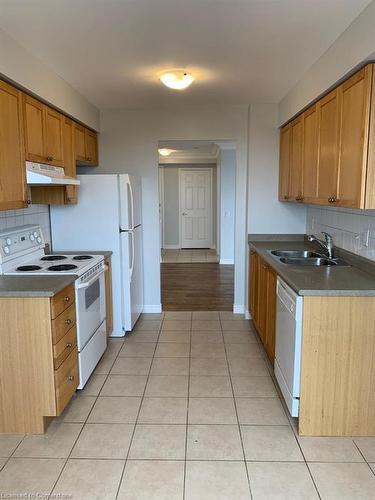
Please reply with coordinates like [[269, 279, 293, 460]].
[[26, 161, 80, 186]]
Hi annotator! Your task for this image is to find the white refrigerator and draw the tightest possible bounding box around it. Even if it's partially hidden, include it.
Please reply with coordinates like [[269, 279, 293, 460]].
[[50, 174, 143, 336]]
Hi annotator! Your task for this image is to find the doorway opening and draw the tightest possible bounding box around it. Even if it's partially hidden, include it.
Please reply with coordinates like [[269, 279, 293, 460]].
[[158, 140, 236, 310]]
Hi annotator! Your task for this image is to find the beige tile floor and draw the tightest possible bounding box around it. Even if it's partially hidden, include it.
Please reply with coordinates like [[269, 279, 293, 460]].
[[161, 248, 219, 263], [1, 311, 375, 499]]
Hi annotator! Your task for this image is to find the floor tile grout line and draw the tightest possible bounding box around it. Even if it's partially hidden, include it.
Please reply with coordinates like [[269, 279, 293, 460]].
[[219, 317, 253, 500], [114, 315, 165, 500]]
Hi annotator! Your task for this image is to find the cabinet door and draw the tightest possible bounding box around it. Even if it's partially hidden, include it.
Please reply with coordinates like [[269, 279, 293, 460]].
[[74, 123, 86, 162], [249, 250, 258, 322], [302, 105, 318, 203], [257, 258, 268, 344], [23, 94, 45, 163], [265, 267, 277, 364], [279, 124, 291, 201], [337, 66, 372, 208], [44, 106, 64, 167], [85, 129, 98, 165], [316, 89, 341, 204], [289, 116, 303, 202], [62, 118, 78, 205], [0, 82, 27, 210]]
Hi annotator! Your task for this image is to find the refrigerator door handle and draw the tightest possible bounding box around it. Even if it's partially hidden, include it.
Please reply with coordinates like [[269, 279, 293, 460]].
[[129, 230, 135, 282], [128, 179, 135, 229]]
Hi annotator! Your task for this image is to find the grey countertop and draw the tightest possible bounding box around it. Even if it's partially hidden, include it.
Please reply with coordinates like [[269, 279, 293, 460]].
[[0, 275, 76, 297], [248, 235, 375, 296]]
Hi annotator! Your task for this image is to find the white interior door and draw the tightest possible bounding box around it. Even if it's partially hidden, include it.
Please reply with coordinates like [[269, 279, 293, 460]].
[[180, 169, 212, 248]]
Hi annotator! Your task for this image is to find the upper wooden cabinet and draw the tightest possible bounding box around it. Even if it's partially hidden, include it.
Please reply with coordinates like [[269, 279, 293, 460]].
[[279, 63, 375, 209], [279, 124, 291, 201], [23, 95, 64, 167], [301, 105, 318, 203], [0, 81, 27, 210], [315, 88, 341, 204], [338, 66, 372, 208], [74, 123, 98, 166], [289, 116, 303, 201], [63, 117, 78, 205]]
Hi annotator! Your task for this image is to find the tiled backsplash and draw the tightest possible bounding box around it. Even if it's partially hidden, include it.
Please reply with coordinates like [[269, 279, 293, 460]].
[[307, 206, 375, 261], [0, 205, 51, 247]]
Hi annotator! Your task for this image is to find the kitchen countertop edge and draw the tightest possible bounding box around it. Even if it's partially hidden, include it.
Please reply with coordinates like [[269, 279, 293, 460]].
[[0, 275, 76, 297]]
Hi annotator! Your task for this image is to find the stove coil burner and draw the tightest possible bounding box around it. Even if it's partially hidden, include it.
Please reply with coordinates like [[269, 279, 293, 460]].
[[17, 265, 42, 271], [73, 255, 94, 260], [48, 264, 78, 272], [41, 255, 68, 261]]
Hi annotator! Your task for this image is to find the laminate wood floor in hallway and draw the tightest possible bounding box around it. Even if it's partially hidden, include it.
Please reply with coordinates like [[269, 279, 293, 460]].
[[161, 263, 234, 311]]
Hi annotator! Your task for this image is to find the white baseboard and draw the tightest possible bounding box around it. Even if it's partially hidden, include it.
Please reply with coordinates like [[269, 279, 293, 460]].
[[219, 258, 234, 265], [163, 245, 180, 250], [143, 304, 162, 313], [233, 304, 245, 315]]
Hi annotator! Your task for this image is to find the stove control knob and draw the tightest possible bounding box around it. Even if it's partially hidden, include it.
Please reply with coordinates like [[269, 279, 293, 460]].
[[30, 234, 35, 241], [33, 231, 38, 238], [6, 238, 12, 246], [3, 246, 10, 254], [37, 237, 42, 244]]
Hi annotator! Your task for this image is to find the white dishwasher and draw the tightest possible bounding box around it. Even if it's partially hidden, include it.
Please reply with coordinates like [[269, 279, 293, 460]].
[[274, 278, 303, 417]]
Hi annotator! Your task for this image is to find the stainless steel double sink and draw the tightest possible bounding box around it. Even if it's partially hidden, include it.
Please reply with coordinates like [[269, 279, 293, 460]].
[[267, 250, 350, 267]]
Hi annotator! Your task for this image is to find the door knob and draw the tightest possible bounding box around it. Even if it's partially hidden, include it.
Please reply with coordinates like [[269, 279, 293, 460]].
[[182, 212, 187, 216]]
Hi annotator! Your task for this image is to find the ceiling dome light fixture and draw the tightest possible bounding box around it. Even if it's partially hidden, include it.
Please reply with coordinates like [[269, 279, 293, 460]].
[[158, 148, 174, 157], [160, 70, 194, 90]]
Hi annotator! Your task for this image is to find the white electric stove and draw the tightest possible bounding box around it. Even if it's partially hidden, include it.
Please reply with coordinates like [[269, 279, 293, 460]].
[[0, 224, 107, 389]]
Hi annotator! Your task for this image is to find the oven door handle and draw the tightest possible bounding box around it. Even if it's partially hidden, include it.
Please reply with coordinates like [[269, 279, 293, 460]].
[[77, 266, 108, 289]]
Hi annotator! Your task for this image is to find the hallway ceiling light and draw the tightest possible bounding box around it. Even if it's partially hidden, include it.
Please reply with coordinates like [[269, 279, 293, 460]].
[[160, 71, 194, 90], [158, 148, 174, 157]]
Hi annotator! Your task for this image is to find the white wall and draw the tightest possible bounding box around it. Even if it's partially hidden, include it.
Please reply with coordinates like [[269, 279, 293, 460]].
[[279, 0, 375, 124], [97, 106, 249, 312], [307, 206, 375, 261], [219, 149, 236, 264], [0, 28, 99, 130], [162, 167, 180, 247], [247, 103, 307, 234]]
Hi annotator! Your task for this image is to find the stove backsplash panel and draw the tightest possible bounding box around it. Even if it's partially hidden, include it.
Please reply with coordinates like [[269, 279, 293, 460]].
[[0, 205, 51, 247]]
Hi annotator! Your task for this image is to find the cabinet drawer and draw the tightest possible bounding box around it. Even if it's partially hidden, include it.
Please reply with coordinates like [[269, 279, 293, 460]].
[[51, 285, 75, 320], [53, 326, 77, 370], [55, 348, 79, 415], [51, 302, 76, 344]]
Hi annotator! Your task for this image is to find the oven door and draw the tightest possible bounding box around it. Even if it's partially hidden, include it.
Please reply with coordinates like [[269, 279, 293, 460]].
[[75, 266, 106, 351]]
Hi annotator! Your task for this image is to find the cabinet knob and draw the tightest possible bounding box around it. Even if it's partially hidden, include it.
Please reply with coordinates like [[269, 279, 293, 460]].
[[64, 296, 70, 303], [27, 199, 32, 205], [67, 375, 75, 382], [295, 196, 304, 202], [86, 156, 92, 161], [283, 195, 289, 200], [66, 342, 73, 348], [65, 318, 72, 325], [46, 156, 54, 162]]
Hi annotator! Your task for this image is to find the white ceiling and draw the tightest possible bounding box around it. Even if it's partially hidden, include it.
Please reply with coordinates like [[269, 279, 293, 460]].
[[0, 0, 371, 109]]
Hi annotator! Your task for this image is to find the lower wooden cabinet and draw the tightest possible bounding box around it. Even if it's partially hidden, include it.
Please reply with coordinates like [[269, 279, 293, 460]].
[[249, 250, 277, 364], [0, 284, 79, 433]]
